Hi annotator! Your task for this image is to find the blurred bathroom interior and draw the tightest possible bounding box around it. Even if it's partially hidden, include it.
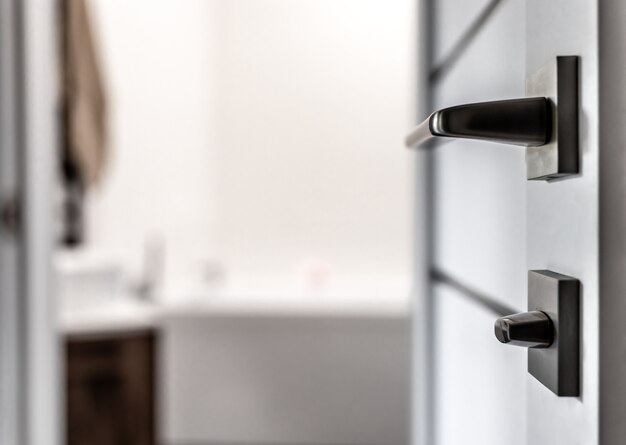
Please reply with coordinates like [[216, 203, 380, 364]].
[[56, 1, 417, 444]]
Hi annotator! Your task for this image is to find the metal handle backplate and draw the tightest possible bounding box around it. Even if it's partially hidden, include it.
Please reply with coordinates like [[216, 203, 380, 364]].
[[406, 56, 579, 181]]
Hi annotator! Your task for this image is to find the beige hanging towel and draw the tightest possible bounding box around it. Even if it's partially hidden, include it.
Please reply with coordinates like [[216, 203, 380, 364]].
[[62, 0, 107, 186]]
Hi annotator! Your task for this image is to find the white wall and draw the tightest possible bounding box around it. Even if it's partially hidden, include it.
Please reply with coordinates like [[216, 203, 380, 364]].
[[85, 0, 218, 289], [209, 0, 416, 294], [84, 0, 416, 300]]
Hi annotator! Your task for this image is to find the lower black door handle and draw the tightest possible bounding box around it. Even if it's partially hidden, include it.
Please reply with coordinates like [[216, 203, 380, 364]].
[[493, 270, 580, 397], [494, 310, 553, 348]]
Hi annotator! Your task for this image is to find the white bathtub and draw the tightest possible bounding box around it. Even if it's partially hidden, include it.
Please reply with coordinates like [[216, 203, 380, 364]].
[[158, 304, 410, 445]]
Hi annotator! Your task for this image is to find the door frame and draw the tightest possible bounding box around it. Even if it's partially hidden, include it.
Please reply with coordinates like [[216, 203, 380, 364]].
[[411, 0, 435, 444], [599, 1, 626, 444], [0, 0, 59, 443]]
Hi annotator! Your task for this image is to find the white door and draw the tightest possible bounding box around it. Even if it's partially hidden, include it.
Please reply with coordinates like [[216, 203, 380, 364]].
[[525, 1, 597, 443], [424, 0, 528, 443], [412, 0, 623, 444]]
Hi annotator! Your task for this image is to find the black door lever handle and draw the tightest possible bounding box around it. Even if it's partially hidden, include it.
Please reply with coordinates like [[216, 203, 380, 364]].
[[494, 310, 554, 348], [405, 56, 578, 180], [405, 97, 552, 148]]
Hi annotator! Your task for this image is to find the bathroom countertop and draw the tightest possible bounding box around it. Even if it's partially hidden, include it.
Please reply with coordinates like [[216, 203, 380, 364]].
[[60, 300, 159, 336], [59, 292, 410, 336]]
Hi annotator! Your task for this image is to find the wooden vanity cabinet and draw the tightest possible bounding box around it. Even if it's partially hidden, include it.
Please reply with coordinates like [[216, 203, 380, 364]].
[[65, 330, 155, 445]]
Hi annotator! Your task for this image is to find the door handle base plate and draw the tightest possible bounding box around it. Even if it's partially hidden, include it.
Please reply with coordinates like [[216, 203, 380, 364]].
[[528, 270, 580, 396], [526, 56, 579, 181]]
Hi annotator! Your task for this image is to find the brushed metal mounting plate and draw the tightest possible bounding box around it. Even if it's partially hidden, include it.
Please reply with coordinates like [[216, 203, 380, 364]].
[[528, 270, 580, 396], [526, 56, 579, 180]]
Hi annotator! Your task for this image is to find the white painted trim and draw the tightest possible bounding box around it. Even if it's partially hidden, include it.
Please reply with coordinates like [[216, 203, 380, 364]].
[[21, 0, 60, 438], [0, 0, 21, 443], [411, 0, 434, 444], [5, 0, 60, 443]]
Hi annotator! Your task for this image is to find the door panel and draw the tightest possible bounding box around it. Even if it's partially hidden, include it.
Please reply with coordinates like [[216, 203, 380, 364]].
[[423, 0, 601, 443], [434, 284, 525, 445], [432, 0, 493, 66], [434, 0, 525, 105], [433, 138, 527, 311], [429, 1, 528, 442], [432, 0, 526, 311], [526, 0, 598, 443]]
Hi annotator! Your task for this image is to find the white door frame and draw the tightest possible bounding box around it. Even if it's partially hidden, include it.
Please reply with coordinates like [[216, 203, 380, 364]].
[[0, 0, 23, 441], [0, 0, 59, 444]]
